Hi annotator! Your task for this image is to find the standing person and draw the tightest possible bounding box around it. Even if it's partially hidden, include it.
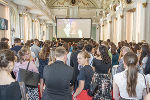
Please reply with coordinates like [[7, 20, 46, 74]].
[[31, 39, 41, 58], [13, 46, 39, 100], [92, 45, 112, 100], [10, 38, 22, 55], [42, 47, 74, 100], [0, 49, 23, 100], [70, 42, 84, 90], [38, 44, 50, 96], [113, 52, 147, 100], [73, 51, 94, 100]]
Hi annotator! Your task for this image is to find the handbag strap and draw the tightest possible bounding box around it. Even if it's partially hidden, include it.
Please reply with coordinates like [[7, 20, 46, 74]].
[[142, 74, 148, 93], [26, 61, 30, 70]]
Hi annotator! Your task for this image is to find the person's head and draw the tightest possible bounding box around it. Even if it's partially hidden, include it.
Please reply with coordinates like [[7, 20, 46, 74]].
[[18, 46, 31, 63], [55, 46, 67, 63], [77, 51, 90, 66], [25, 40, 31, 47], [77, 42, 84, 50], [39, 44, 50, 60], [0, 49, 15, 72], [121, 46, 131, 56], [123, 52, 138, 97], [98, 45, 111, 64], [14, 38, 21, 46], [111, 45, 117, 55], [0, 42, 9, 50], [107, 39, 110, 43], [34, 39, 39, 46], [101, 41, 109, 49], [133, 44, 140, 54], [71, 21, 77, 29], [1, 37, 9, 43], [84, 44, 93, 53]]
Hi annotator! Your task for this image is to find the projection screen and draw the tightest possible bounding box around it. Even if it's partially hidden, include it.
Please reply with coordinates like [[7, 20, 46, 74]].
[[56, 18, 91, 38]]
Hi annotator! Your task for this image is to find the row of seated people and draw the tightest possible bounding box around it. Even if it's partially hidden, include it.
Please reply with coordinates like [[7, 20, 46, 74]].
[[0, 37, 150, 100]]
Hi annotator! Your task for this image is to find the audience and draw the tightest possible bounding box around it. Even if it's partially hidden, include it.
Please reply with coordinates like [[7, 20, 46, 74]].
[[1, 36, 150, 100]]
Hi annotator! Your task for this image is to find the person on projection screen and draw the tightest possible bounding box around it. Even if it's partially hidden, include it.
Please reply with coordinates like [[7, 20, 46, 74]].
[[64, 20, 82, 38]]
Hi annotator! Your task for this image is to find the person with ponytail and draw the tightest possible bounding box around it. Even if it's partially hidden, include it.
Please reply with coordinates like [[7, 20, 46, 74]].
[[113, 52, 147, 100]]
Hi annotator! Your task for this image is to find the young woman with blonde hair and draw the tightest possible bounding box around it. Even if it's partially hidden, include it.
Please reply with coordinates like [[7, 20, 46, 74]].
[[73, 51, 94, 100]]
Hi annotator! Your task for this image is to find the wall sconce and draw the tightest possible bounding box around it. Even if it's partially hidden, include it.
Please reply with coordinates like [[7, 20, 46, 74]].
[[109, 21, 112, 24], [19, 14, 23, 17], [120, 15, 124, 19], [142, 3, 147, 8], [128, 8, 136, 12]]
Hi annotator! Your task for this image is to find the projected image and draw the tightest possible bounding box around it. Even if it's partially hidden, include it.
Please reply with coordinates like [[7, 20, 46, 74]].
[[57, 19, 91, 38]]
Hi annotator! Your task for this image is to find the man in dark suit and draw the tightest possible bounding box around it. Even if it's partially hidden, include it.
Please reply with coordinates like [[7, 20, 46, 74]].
[[42, 47, 74, 100], [70, 42, 84, 89]]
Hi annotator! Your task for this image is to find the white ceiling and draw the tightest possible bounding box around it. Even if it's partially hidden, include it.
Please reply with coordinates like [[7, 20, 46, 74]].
[[13, 0, 34, 8], [11, 0, 51, 22]]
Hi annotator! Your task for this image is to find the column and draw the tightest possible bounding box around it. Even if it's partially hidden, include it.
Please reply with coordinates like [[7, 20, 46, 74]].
[[135, 0, 147, 42], [112, 16, 117, 44], [107, 14, 112, 41], [116, 5, 124, 43], [145, 0, 150, 43], [53, 23, 56, 38], [31, 14, 37, 39], [49, 24, 53, 41], [18, 6, 25, 41], [100, 19, 104, 40], [46, 23, 50, 40], [96, 24, 100, 43]]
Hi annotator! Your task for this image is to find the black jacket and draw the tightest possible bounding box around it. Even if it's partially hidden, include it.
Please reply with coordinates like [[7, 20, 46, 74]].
[[42, 60, 74, 100]]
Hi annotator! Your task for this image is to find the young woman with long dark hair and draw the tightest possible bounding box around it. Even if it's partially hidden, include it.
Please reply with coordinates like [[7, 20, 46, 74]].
[[92, 45, 112, 100], [113, 52, 147, 100]]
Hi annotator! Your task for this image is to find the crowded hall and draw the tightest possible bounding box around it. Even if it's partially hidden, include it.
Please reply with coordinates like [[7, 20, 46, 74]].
[[0, 0, 150, 100]]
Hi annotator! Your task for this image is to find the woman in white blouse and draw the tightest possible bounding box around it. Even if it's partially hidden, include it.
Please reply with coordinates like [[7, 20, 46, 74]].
[[113, 52, 147, 100]]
